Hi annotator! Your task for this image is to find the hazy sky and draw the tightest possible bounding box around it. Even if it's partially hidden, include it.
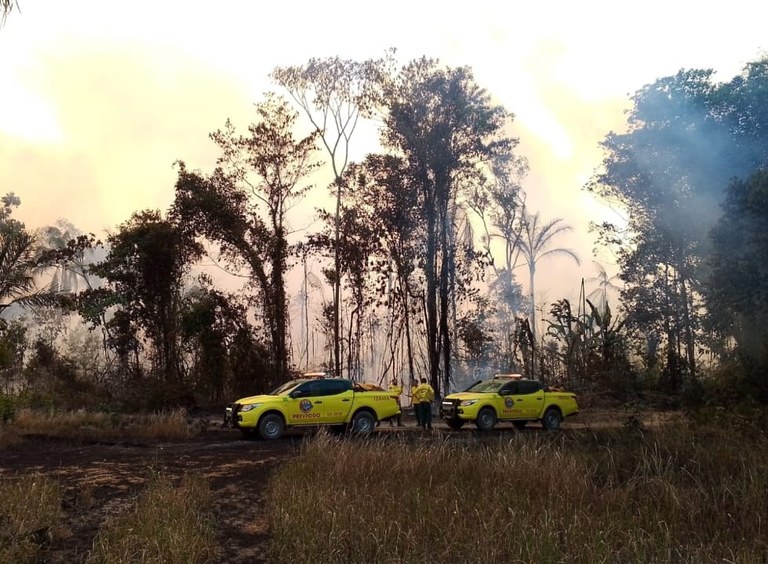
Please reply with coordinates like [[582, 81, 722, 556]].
[[1, 0, 767, 309]]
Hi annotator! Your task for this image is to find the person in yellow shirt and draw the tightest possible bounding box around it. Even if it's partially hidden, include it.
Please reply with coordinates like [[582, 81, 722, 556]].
[[388, 378, 403, 427], [412, 377, 435, 430]]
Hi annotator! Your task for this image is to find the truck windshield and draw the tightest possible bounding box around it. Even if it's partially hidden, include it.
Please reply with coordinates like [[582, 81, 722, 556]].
[[466, 380, 505, 393], [269, 379, 307, 395]]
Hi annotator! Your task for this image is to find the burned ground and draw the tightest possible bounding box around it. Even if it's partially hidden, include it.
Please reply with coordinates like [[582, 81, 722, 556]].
[[0, 423, 300, 563]]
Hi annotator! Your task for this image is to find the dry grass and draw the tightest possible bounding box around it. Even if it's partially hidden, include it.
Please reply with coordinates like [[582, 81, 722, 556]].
[[87, 471, 217, 564], [0, 469, 216, 563], [268, 425, 768, 563], [0, 474, 63, 563], [10, 408, 198, 442]]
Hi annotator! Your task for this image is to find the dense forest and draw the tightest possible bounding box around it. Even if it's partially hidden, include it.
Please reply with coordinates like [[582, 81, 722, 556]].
[[3, 52, 768, 412]]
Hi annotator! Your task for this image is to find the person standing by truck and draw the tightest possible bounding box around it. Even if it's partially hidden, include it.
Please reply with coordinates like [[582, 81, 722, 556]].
[[388, 378, 403, 427], [413, 378, 435, 430]]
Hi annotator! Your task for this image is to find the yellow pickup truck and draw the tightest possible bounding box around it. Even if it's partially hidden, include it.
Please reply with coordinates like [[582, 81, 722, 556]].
[[225, 376, 401, 439], [440, 374, 579, 431]]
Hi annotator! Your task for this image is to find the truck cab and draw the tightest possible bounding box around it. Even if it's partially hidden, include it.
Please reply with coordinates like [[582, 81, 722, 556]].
[[226, 376, 400, 440], [440, 374, 578, 431]]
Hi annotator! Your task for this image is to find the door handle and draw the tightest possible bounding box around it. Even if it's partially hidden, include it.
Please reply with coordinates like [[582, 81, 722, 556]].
[[342, 398, 351, 402]]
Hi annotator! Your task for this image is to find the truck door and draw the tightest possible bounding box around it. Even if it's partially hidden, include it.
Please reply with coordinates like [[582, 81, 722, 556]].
[[498, 381, 523, 420], [314, 379, 355, 422], [516, 380, 545, 418], [286, 380, 324, 425]]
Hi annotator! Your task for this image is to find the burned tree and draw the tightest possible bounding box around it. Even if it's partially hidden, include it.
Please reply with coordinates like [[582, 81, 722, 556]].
[[380, 58, 516, 396]]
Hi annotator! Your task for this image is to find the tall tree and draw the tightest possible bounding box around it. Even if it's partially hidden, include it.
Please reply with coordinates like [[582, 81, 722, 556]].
[[380, 58, 516, 395], [707, 169, 768, 399], [589, 59, 768, 387], [272, 54, 390, 377], [173, 94, 318, 381], [589, 70, 719, 387]]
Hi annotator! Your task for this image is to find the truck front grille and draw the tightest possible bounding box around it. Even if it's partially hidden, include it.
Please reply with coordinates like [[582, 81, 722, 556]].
[[441, 400, 458, 418]]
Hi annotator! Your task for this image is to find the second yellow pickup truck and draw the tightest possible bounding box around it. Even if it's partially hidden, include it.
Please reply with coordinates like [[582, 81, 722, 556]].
[[226, 376, 401, 439], [440, 374, 579, 431]]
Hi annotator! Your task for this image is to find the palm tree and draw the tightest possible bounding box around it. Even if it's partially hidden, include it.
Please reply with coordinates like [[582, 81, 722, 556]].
[[0, 195, 62, 314], [0, 224, 56, 314], [585, 261, 622, 316], [516, 207, 580, 341]]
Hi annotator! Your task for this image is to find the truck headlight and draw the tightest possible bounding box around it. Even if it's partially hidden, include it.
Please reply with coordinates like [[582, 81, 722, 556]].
[[240, 403, 261, 412], [459, 400, 477, 406]]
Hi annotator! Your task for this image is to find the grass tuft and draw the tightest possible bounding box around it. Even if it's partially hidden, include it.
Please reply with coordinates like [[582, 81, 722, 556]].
[[87, 471, 217, 564], [0, 474, 63, 563]]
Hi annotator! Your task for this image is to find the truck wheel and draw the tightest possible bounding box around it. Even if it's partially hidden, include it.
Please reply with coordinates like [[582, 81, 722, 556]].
[[542, 408, 562, 431], [258, 413, 285, 440], [446, 419, 465, 430], [475, 407, 497, 431], [513, 421, 528, 430], [350, 410, 376, 434]]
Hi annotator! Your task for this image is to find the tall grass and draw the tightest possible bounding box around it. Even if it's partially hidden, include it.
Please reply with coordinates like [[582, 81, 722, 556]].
[[10, 408, 197, 441], [268, 426, 768, 563], [0, 474, 62, 563], [87, 471, 217, 564]]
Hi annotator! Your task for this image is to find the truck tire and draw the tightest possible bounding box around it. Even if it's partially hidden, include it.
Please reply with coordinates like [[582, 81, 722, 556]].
[[542, 408, 562, 431], [350, 410, 376, 435], [446, 419, 465, 430], [258, 413, 285, 440], [475, 407, 497, 431]]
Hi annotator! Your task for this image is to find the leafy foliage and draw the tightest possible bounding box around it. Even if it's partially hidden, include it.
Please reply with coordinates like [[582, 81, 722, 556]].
[[707, 169, 768, 400], [86, 210, 202, 383], [589, 57, 768, 393]]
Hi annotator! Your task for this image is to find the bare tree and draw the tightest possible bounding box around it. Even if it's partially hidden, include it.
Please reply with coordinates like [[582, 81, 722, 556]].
[[1, 0, 17, 26], [272, 55, 390, 377]]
